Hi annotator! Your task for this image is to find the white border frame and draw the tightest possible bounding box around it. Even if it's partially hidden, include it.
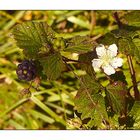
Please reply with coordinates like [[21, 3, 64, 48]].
[[0, 0, 140, 10], [0, 0, 140, 139], [0, 130, 140, 140]]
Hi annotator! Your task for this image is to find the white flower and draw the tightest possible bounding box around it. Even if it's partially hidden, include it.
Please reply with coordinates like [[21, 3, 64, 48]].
[[92, 44, 123, 75]]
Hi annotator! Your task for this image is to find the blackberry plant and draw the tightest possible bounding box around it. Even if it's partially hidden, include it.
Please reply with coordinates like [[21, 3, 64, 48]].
[[12, 11, 140, 129]]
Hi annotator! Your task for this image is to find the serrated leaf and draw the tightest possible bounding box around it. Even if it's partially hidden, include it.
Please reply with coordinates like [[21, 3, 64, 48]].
[[111, 25, 140, 39], [117, 38, 135, 55], [129, 101, 140, 129], [78, 51, 96, 76], [80, 74, 101, 93], [64, 36, 96, 53], [112, 28, 136, 39], [100, 25, 140, 60], [118, 37, 140, 61], [74, 74, 108, 128], [98, 33, 118, 46], [122, 11, 140, 27], [131, 30, 140, 39], [12, 21, 56, 58], [106, 81, 128, 114], [112, 29, 130, 38], [109, 23, 140, 60], [40, 52, 64, 80]]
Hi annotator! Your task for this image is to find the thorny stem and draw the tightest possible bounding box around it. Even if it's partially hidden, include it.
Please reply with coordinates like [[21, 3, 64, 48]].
[[63, 57, 104, 89], [128, 81, 140, 91], [63, 60, 96, 106], [113, 12, 123, 29], [127, 56, 140, 100], [113, 12, 139, 100]]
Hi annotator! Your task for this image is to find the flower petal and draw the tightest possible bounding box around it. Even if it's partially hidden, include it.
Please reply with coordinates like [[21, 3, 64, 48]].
[[111, 57, 123, 69], [92, 59, 102, 69], [96, 44, 106, 57], [107, 44, 118, 57], [102, 65, 115, 75]]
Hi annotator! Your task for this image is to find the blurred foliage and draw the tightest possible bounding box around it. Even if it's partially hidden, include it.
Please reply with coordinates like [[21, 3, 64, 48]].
[[0, 10, 140, 130]]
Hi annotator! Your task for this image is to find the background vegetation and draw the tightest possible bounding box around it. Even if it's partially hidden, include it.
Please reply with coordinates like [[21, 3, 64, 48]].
[[0, 11, 139, 129]]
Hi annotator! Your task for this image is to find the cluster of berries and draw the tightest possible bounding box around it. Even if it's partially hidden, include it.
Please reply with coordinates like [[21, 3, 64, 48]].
[[16, 60, 37, 81]]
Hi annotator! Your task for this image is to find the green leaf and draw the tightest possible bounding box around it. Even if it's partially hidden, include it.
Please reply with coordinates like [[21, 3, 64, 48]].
[[40, 52, 64, 80], [112, 29, 129, 39], [129, 101, 140, 129], [79, 74, 101, 93], [53, 37, 66, 50], [12, 21, 56, 58], [98, 33, 118, 46], [111, 25, 140, 39], [122, 11, 140, 27], [109, 23, 140, 60], [74, 74, 108, 128], [106, 81, 128, 114], [132, 31, 140, 61], [112, 28, 136, 39], [98, 26, 140, 61], [110, 71, 127, 85], [132, 38, 140, 62], [64, 36, 96, 53], [118, 37, 140, 62], [78, 51, 96, 76], [117, 38, 135, 55]]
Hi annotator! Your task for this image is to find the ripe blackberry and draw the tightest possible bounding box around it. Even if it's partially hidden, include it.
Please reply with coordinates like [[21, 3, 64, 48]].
[[16, 60, 37, 81]]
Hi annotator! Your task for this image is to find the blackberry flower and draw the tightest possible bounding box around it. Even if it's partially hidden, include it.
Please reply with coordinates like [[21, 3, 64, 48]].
[[16, 60, 37, 81], [92, 44, 123, 75]]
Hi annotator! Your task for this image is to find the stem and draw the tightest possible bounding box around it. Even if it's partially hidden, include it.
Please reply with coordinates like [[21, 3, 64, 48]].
[[62, 56, 88, 64], [64, 62, 95, 106], [113, 12, 122, 29], [128, 81, 140, 91], [64, 57, 105, 90], [90, 11, 96, 35], [113, 12, 139, 100], [127, 56, 139, 100]]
